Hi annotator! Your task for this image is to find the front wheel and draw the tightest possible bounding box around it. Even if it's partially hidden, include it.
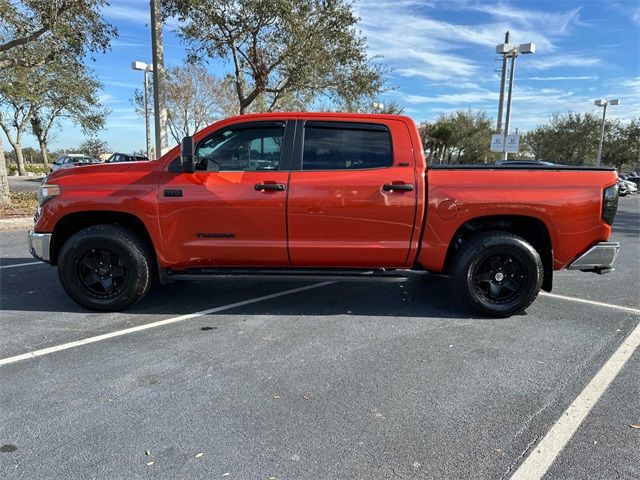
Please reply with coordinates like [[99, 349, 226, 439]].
[[57, 225, 153, 311], [449, 231, 543, 317]]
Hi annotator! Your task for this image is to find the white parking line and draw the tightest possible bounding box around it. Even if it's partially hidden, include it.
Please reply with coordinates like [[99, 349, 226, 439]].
[[541, 292, 640, 315], [511, 320, 640, 480], [0, 261, 42, 270], [0, 281, 334, 367]]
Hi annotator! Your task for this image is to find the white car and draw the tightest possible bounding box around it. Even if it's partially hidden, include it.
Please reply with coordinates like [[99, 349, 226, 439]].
[[50, 154, 101, 172], [618, 178, 638, 196]]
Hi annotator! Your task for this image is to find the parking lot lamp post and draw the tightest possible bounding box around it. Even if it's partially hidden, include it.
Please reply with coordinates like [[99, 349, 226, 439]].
[[495, 42, 536, 160], [131, 61, 153, 160], [594, 99, 620, 166]]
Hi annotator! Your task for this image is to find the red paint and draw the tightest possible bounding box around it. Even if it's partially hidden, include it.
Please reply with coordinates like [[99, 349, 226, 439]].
[[35, 112, 617, 275]]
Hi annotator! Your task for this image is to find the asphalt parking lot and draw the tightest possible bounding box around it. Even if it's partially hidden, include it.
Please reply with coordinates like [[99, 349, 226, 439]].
[[1, 196, 638, 479]]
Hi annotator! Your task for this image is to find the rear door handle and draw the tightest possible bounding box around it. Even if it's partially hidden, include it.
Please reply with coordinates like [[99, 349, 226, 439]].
[[383, 183, 414, 192], [255, 183, 285, 191]]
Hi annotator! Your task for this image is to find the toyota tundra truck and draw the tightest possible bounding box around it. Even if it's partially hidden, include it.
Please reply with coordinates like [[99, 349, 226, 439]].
[[28, 113, 620, 317]]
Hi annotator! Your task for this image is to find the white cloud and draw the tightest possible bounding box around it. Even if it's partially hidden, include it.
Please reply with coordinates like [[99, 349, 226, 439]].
[[527, 76, 598, 81], [528, 54, 601, 70], [102, 4, 149, 25]]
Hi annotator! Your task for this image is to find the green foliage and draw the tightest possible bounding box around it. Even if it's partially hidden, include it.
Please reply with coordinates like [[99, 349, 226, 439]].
[[133, 65, 238, 143], [5, 163, 48, 176], [420, 110, 498, 164], [164, 0, 386, 114], [75, 138, 110, 158], [4, 146, 46, 164], [0, 59, 108, 169], [522, 113, 640, 168], [0, 0, 116, 70]]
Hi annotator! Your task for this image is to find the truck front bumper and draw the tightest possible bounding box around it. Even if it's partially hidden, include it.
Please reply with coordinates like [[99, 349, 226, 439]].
[[567, 241, 620, 274], [27, 230, 52, 263]]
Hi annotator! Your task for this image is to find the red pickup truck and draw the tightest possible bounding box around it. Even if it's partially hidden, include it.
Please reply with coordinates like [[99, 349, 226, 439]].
[[28, 113, 620, 317]]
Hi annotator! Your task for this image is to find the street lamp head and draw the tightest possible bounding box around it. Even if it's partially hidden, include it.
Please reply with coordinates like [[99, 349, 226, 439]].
[[132, 61, 153, 72], [518, 43, 536, 54], [496, 43, 515, 54], [594, 99, 620, 107]]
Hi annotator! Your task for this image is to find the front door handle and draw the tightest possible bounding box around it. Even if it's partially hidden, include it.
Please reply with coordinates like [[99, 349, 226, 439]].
[[255, 183, 285, 191], [383, 183, 414, 192]]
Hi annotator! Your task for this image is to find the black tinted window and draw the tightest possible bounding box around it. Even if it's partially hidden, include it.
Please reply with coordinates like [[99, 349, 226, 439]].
[[303, 123, 392, 170], [195, 125, 284, 171]]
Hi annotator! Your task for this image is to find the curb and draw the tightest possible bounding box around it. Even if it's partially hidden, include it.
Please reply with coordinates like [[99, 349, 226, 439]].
[[0, 217, 33, 231]]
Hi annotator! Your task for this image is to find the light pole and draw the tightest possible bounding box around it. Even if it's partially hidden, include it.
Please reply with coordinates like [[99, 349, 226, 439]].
[[495, 41, 536, 160], [132, 61, 153, 160], [496, 31, 509, 133], [150, 0, 168, 158], [594, 99, 620, 166]]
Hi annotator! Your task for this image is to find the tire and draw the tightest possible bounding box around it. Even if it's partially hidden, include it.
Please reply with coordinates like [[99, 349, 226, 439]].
[[57, 224, 153, 311], [449, 231, 543, 317]]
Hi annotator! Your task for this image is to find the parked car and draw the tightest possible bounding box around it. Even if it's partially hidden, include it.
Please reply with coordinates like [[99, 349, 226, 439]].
[[620, 173, 640, 189], [495, 160, 559, 166], [105, 153, 149, 163], [618, 178, 638, 196], [29, 113, 620, 317], [50, 155, 101, 172]]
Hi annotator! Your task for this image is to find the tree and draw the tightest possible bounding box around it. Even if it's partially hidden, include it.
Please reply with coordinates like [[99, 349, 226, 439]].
[[165, 0, 386, 114], [0, 1, 114, 70], [29, 61, 107, 167], [601, 118, 640, 170], [420, 110, 497, 164], [421, 119, 454, 164], [0, 65, 40, 176], [522, 113, 609, 165], [77, 138, 110, 158], [0, 0, 115, 204], [134, 65, 238, 144]]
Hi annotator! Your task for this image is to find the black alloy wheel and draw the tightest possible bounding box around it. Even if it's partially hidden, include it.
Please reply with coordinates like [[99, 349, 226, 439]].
[[58, 224, 153, 311], [75, 248, 128, 299], [472, 254, 527, 304], [449, 231, 544, 317]]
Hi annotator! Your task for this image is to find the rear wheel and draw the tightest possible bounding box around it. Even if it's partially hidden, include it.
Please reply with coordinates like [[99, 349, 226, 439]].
[[449, 231, 543, 317], [58, 225, 153, 311]]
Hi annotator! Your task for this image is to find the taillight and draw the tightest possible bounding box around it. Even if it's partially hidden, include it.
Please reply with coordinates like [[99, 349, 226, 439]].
[[602, 184, 618, 226]]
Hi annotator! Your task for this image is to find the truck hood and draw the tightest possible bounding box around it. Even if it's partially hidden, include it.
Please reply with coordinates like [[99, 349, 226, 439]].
[[46, 161, 158, 183]]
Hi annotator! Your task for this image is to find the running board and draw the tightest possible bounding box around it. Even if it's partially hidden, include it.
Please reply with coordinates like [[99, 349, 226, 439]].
[[166, 268, 409, 283]]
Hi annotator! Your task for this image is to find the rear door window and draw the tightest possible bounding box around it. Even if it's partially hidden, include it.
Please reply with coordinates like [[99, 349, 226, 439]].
[[302, 122, 392, 170]]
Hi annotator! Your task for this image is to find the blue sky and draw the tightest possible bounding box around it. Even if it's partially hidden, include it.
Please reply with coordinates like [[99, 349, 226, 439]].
[[24, 0, 640, 153]]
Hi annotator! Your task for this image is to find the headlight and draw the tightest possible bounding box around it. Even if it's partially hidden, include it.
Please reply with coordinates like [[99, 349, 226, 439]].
[[37, 184, 61, 206]]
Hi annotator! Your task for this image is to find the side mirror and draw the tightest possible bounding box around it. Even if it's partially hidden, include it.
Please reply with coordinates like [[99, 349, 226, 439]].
[[180, 136, 195, 173]]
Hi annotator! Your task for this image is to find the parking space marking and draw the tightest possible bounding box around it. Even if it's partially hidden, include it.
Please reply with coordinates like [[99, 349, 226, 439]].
[[511, 320, 640, 480], [0, 261, 42, 270], [0, 281, 334, 367], [541, 292, 640, 315]]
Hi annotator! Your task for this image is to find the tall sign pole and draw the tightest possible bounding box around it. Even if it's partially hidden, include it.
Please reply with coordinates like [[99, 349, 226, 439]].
[[502, 52, 517, 161], [150, 0, 168, 159], [496, 31, 509, 133]]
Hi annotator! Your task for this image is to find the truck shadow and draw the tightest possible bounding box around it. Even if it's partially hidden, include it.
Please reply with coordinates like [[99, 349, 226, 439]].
[[0, 262, 493, 320]]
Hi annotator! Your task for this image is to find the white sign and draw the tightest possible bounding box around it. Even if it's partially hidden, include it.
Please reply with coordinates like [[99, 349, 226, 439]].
[[504, 134, 520, 153], [490, 134, 504, 152]]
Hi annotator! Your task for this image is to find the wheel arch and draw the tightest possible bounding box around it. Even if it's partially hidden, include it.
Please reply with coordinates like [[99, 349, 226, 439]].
[[443, 214, 553, 292], [50, 211, 157, 268]]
